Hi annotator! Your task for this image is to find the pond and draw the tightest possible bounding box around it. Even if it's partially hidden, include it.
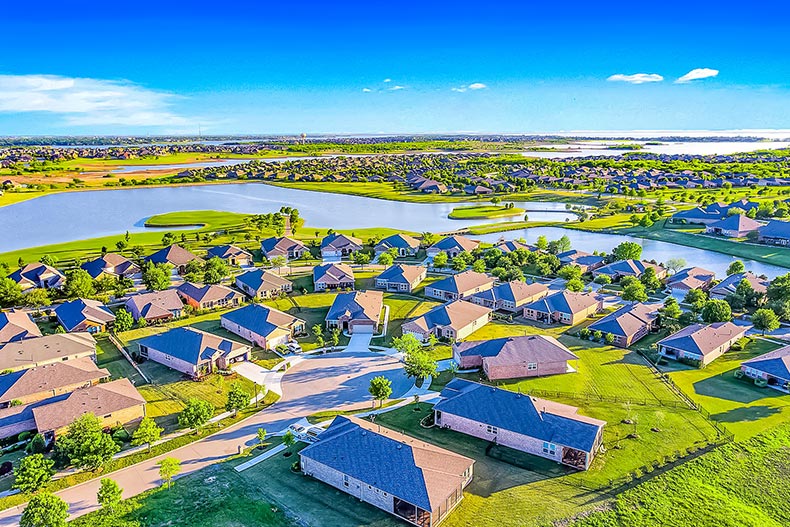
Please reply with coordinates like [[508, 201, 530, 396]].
[[475, 227, 787, 279], [0, 183, 574, 253]]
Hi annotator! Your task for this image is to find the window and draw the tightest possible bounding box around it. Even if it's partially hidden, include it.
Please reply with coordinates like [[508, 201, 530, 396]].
[[542, 442, 556, 455], [486, 425, 498, 434], [343, 474, 349, 488], [527, 362, 537, 371]]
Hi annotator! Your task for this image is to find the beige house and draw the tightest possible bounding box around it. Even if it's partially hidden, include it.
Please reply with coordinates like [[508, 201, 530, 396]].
[[235, 269, 293, 299], [0, 310, 42, 345], [0, 357, 109, 408], [375, 265, 427, 293], [425, 271, 495, 302], [657, 322, 750, 366], [468, 281, 548, 312], [523, 291, 602, 326], [0, 333, 97, 373], [326, 290, 384, 334], [221, 304, 306, 350], [313, 263, 355, 291], [402, 300, 491, 342]]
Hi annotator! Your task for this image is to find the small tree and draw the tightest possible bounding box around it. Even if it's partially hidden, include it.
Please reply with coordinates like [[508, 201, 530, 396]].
[[22, 289, 51, 311], [131, 417, 163, 452], [472, 259, 486, 273], [752, 308, 780, 335], [256, 428, 267, 448], [26, 433, 47, 455], [352, 252, 371, 269], [20, 492, 68, 527], [13, 454, 54, 493], [158, 457, 181, 489], [566, 278, 584, 292], [97, 478, 123, 514], [203, 256, 230, 284], [225, 383, 250, 416], [377, 252, 394, 266], [432, 251, 448, 269], [270, 255, 287, 272], [282, 430, 296, 450], [403, 349, 438, 380], [701, 299, 732, 323], [114, 308, 134, 332], [312, 324, 325, 348], [64, 269, 96, 299], [330, 328, 340, 349], [55, 413, 120, 470], [726, 260, 746, 276], [665, 258, 686, 275], [622, 281, 648, 302], [178, 398, 214, 433], [368, 376, 393, 408]]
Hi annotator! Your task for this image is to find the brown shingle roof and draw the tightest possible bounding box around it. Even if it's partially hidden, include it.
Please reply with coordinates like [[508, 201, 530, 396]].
[[0, 357, 109, 404], [0, 333, 96, 372]]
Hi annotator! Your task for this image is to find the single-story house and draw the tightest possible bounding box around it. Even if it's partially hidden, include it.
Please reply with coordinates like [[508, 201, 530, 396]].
[[144, 244, 202, 274], [493, 240, 538, 254], [592, 260, 667, 281], [0, 332, 97, 373], [326, 290, 384, 334], [402, 300, 491, 342], [557, 250, 606, 273], [426, 236, 479, 259], [374, 234, 421, 257], [709, 272, 769, 300], [206, 245, 254, 267], [670, 207, 723, 225], [0, 357, 109, 408], [261, 237, 308, 261], [8, 263, 65, 291], [54, 298, 116, 333], [0, 310, 42, 345], [666, 267, 716, 296], [434, 379, 605, 470], [657, 321, 750, 366], [740, 345, 790, 392], [587, 302, 661, 347], [425, 271, 495, 302], [320, 233, 363, 259], [468, 281, 548, 313], [137, 327, 251, 378], [80, 253, 141, 281], [235, 269, 293, 299], [124, 289, 184, 323], [523, 291, 603, 326], [704, 214, 763, 238], [314, 263, 355, 291], [375, 265, 426, 293], [453, 336, 577, 380], [758, 220, 790, 246], [300, 415, 474, 527], [221, 304, 306, 350], [177, 282, 244, 310]]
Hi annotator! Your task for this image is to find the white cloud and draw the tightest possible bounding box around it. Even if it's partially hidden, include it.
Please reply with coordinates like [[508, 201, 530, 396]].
[[388, 85, 405, 91], [383, 78, 392, 83], [606, 73, 664, 84], [0, 73, 189, 126], [362, 88, 372, 92], [675, 68, 719, 84], [451, 82, 488, 93]]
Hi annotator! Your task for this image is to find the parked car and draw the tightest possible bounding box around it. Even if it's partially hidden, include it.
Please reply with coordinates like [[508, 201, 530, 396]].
[[286, 341, 303, 353]]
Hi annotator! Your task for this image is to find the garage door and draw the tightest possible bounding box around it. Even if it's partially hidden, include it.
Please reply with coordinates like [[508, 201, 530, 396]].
[[354, 324, 374, 334]]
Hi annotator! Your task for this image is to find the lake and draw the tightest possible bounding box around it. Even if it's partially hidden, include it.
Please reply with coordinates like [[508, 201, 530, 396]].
[[476, 227, 787, 279], [0, 183, 574, 253]]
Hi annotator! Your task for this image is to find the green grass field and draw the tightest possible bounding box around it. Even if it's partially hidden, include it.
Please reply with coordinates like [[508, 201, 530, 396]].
[[448, 205, 526, 219], [569, 424, 790, 527]]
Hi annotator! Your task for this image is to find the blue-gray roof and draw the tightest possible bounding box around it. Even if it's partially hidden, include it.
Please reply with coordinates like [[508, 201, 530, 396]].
[[54, 299, 114, 333], [759, 221, 790, 240], [742, 346, 790, 381], [220, 304, 279, 338], [138, 327, 238, 365], [434, 379, 604, 452]]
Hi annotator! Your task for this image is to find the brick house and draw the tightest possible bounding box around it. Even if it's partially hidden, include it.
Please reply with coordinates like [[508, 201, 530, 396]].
[[325, 290, 383, 334], [0, 310, 42, 345], [221, 304, 306, 350], [468, 281, 548, 312], [124, 290, 184, 323], [426, 235, 479, 259], [235, 269, 293, 299], [177, 282, 244, 310], [740, 345, 790, 392], [54, 298, 116, 333], [375, 265, 426, 293], [261, 237, 308, 261], [206, 244, 254, 266], [587, 302, 662, 347], [522, 291, 602, 326], [0, 333, 97, 373], [657, 321, 750, 366], [401, 300, 491, 342], [313, 263, 355, 291], [425, 271, 495, 302], [453, 335, 577, 380]]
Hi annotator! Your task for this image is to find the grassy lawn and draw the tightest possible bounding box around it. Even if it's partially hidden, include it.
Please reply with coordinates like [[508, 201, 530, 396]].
[[663, 338, 790, 439], [71, 463, 296, 527], [373, 402, 717, 527], [382, 294, 441, 344], [448, 205, 526, 220], [568, 424, 790, 527]]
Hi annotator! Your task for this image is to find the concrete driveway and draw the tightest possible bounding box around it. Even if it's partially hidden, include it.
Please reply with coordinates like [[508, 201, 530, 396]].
[[0, 350, 411, 525], [344, 332, 373, 353]]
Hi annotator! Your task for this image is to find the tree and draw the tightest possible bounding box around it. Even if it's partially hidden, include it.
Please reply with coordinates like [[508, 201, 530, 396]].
[[767, 273, 790, 303], [312, 324, 325, 348], [113, 308, 134, 332], [535, 235, 548, 251], [0, 277, 23, 308], [566, 278, 584, 292], [22, 289, 51, 311], [352, 252, 371, 269], [270, 255, 287, 272], [665, 258, 686, 274], [471, 259, 486, 273], [622, 281, 648, 302], [726, 260, 745, 276], [660, 297, 682, 320], [558, 265, 582, 281], [612, 241, 643, 261], [377, 252, 394, 266], [225, 383, 250, 416], [392, 333, 422, 356], [752, 308, 780, 335], [432, 251, 448, 269], [203, 256, 229, 284], [178, 398, 214, 432], [55, 413, 120, 470], [131, 417, 163, 452], [256, 428, 267, 448], [368, 376, 393, 408], [700, 299, 732, 323], [421, 232, 437, 247], [13, 454, 54, 493], [64, 269, 95, 298], [330, 328, 340, 348], [684, 289, 708, 312], [142, 262, 171, 291], [640, 267, 662, 292], [26, 433, 47, 455], [97, 478, 122, 514], [20, 492, 68, 527], [451, 256, 467, 271], [404, 348, 438, 380], [158, 457, 180, 489], [283, 430, 296, 450], [39, 255, 57, 267]]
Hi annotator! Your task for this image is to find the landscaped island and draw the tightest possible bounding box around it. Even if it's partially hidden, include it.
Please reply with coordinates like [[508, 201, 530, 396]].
[[448, 204, 525, 219]]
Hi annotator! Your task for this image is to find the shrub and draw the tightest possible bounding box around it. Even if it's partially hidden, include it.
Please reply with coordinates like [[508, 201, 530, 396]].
[[18, 431, 32, 442], [112, 428, 131, 443], [579, 327, 591, 339], [593, 330, 603, 341]]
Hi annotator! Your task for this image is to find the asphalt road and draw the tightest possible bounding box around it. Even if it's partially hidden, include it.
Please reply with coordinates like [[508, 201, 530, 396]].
[[0, 350, 410, 525]]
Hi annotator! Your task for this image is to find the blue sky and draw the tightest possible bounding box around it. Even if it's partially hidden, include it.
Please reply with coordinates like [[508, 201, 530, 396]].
[[2, 1, 790, 135]]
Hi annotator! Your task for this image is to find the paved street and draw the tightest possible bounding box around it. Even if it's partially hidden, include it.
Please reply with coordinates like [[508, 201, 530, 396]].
[[0, 350, 411, 525]]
